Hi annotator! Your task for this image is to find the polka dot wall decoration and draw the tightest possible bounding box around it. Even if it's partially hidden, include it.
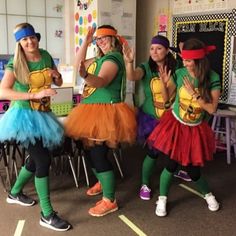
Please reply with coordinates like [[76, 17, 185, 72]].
[[74, 0, 97, 57]]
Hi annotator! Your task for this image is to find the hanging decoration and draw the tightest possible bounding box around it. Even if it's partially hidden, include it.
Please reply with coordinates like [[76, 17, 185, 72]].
[[77, 0, 94, 10], [53, 4, 63, 12]]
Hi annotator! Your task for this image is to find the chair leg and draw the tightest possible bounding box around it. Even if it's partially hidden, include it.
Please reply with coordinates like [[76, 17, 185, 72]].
[[230, 119, 236, 159], [211, 115, 217, 130], [226, 117, 231, 164], [67, 154, 79, 188], [0, 143, 11, 191], [81, 151, 90, 187], [112, 149, 124, 178]]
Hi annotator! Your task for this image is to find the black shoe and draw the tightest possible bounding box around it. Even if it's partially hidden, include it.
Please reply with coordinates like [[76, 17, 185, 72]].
[[6, 192, 36, 206], [40, 211, 72, 232]]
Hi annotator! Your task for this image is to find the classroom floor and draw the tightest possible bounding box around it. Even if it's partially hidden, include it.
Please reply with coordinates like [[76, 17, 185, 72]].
[[0, 144, 236, 236]]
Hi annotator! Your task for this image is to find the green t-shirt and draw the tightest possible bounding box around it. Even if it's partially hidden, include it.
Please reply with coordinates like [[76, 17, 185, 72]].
[[82, 51, 125, 104], [6, 49, 54, 109], [172, 67, 221, 124]]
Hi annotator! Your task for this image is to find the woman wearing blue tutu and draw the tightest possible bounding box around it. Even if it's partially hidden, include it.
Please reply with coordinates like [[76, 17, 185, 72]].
[[0, 23, 71, 231]]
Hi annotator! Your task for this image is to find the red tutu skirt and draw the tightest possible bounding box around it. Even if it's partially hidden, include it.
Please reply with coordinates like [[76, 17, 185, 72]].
[[147, 110, 215, 166], [64, 103, 137, 148]]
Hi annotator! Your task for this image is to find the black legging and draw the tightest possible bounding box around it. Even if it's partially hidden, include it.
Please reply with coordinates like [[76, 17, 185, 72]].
[[85, 144, 113, 173], [144, 145, 160, 159], [25, 139, 51, 178], [165, 158, 201, 181]]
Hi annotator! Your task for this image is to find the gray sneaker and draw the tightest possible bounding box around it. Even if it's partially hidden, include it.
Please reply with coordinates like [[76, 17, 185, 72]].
[[6, 192, 36, 206], [40, 211, 72, 232]]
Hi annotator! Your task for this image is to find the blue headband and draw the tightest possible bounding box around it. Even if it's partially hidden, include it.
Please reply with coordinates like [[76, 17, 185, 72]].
[[14, 26, 40, 42], [151, 37, 170, 49]]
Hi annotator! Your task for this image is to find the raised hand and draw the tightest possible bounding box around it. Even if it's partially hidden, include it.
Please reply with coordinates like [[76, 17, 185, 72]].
[[159, 65, 171, 84], [86, 27, 96, 45], [183, 76, 196, 96], [122, 43, 135, 63], [78, 60, 87, 78]]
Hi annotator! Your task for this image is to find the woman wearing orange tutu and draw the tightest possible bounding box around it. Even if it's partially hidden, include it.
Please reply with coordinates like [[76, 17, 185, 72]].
[[64, 25, 137, 217]]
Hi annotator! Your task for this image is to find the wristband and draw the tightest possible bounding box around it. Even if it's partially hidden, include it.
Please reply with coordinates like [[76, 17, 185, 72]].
[[84, 72, 89, 79], [164, 101, 171, 109], [196, 95, 201, 100]]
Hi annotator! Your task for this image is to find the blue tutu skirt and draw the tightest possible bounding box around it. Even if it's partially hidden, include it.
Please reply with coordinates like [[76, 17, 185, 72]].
[[0, 107, 64, 149]]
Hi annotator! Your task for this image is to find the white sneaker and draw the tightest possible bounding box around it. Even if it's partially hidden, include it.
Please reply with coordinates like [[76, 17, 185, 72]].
[[155, 196, 167, 217], [204, 192, 219, 211]]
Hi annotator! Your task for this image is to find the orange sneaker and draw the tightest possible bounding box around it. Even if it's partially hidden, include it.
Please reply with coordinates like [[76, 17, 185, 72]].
[[86, 182, 102, 196], [88, 198, 118, 217]]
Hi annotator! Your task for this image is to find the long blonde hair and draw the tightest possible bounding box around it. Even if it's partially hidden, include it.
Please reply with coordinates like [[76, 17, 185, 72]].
[[13, 23, 33, 84]]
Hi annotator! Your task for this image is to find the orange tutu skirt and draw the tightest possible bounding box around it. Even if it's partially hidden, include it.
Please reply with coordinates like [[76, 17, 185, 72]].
[[64, 103, 137, 148]]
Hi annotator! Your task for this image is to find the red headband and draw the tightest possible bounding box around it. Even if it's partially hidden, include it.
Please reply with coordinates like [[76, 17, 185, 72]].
[[181, 45, 216, 59]]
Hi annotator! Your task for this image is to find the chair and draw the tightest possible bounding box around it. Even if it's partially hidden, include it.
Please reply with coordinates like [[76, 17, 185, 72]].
[[51, 138, 79, 188], [75, 141, 90, 187], [0, 141, 25, 191], [0, 142, 11, 191], [211, 109, 236, 164], [74, 141, 124, 188]]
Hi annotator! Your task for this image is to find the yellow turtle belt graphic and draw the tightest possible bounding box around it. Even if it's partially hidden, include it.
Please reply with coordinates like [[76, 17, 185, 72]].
[[150, 76, 174, 117], [28, 68, 52, 112], [179, 86, 202, 122], [82, 62, 97, 98]]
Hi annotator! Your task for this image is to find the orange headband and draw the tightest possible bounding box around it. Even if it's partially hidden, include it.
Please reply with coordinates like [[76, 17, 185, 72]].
[[96, 28, 117, 37]]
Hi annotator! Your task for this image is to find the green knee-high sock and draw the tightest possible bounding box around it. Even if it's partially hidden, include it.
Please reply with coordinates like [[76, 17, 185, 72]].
[[141, 155, 156, 186], [159, 168, 173, 196], [35, 176, 53, 217], [194, 176, 210, 195], [97, 170, 115, 201], [11, 166, 34, 196]]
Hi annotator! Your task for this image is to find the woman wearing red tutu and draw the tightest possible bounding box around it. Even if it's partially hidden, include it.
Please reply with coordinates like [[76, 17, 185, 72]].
[[148, 38, 221, 217], [64, 25, 136, 217]]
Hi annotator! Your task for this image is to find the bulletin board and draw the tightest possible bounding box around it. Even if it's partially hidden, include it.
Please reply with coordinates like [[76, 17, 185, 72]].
[[172, 10, 236, 103]]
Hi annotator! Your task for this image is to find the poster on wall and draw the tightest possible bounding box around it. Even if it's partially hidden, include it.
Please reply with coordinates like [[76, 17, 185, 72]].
[[173, 0, 228, 15], [172, 10, 236, 104]]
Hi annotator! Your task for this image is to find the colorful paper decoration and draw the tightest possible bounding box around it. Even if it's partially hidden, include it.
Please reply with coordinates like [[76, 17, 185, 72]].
[[77, 0, 94, 10]]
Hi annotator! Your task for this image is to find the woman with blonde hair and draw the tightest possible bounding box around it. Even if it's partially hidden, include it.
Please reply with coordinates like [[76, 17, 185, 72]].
[[0, 23, 71, 231], [65, 25, 137, 217]]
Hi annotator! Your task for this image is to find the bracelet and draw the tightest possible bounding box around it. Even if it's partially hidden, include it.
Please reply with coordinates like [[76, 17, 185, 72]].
[[164, 101, 171, 109], [84, 72, 89, 79], [127, 60, 133, 63], [53, 73, 62, 82], [196, 95, 201, 100]]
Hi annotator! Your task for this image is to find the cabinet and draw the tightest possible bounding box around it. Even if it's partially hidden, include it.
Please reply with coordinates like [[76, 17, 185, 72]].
[[0, 0, 64, 61]]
